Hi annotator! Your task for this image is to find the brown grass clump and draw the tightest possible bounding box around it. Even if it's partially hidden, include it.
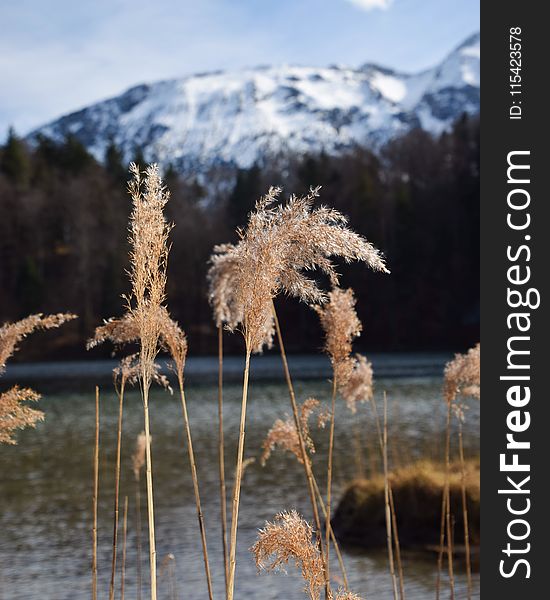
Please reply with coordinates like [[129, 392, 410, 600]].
[[251, 510, 325, 600], [261, 398, 328, 466], [332, 459, 480, 549]]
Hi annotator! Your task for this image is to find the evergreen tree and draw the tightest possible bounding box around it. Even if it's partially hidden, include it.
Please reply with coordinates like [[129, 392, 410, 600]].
[[104, 139, 126, 183], [1, 127, 31, 187]]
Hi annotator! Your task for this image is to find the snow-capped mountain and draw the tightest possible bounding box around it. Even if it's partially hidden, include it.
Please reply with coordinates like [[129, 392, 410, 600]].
[[29, 33, 479, 172]]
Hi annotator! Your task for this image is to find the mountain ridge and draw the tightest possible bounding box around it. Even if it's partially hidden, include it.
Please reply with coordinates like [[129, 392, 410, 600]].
[[29, 32, 479, 173]]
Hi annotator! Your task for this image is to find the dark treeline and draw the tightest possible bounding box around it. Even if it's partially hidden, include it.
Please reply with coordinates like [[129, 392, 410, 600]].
[[0, 115, 479, 360]]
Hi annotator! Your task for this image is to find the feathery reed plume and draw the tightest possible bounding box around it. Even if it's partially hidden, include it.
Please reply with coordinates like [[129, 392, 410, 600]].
[[92, 386, 100, 600], [340, 354, 374, 414], [220, 187, 387, 600], [315, 288, 362, 386], [383, 394, 399, 600], [0, 312, 77, 373], [437, 343, 480, 600], [251, 510, 325, 600], [86, 314, 139, 350], [206, 260, 233, 595], [120, 495, 129, 600], [132, 432, 146, 600], [126, 162, 172, 600], [157, 308, 214, 600], [0, 312, 76, 445], [0, 387, 43, 445], [333, 590, 363, 600], [261, 398, 326, 465], [108, 363, 128, 600], [315, 287, 361, 584], [132, 431, 147, 481], [260, 395, 348, 590]]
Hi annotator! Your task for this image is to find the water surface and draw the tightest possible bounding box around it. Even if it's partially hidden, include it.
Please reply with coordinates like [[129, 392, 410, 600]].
[[0, 376, 479, 599]]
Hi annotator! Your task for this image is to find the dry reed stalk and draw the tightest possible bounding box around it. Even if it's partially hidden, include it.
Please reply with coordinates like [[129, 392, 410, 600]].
[[109, 375, 126, 600], [388, 487, 405, 600], [437, 344, 480, 600], [368, 396, 405, 599], [227, 348, 251, 600], [158, 309, 214, 600], [457, 421, 472, 600], [435, 401, 455, 600], [271, 306, 329, 593], [218, 324, 229, 596], [132, 432, 146, 600], [310, 477, 350, 591], [382, 393, 399, 600], [92, 386, 99, 600], [325, 376, 338, 588], [435, 485, 446, 600], [259, 391, 347, 591], [315, 288, 362, 583], [121, 495, 129, 600]]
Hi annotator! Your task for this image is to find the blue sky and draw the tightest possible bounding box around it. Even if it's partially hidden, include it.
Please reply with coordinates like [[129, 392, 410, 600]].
[[0, 0, 479, 136]]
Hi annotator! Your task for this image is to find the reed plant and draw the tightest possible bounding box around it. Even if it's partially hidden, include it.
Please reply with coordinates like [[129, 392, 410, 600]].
[[132, 431, 147, 600], [208, 186, 387, 599], [251, 510, 363, 600], [0, 313, 76, 445], [436, 343, 480, 600], [124, 163, 171, 600]]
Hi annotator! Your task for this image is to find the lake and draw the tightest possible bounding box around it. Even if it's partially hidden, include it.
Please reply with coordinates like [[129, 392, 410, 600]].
[[0, 370, 479, 599]]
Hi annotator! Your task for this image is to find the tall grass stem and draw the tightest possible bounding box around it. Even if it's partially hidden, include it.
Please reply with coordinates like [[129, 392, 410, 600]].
[[177, 377, 214, 600], [92, 386, 99, 600], [218, 324, 229, 597]]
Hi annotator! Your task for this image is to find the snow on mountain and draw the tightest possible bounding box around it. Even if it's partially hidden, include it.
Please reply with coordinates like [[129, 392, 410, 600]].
[[29, 33, 479, 173]]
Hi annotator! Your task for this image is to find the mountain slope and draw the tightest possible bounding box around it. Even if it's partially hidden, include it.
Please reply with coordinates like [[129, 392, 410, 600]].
[[29, 33, 479, 172]]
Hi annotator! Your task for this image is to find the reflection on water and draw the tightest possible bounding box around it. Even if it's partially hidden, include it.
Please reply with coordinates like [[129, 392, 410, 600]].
[[0, 376, 479, 599]]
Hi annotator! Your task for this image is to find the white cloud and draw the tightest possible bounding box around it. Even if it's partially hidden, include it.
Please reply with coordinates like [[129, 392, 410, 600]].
[[345, 0, 393, 11]]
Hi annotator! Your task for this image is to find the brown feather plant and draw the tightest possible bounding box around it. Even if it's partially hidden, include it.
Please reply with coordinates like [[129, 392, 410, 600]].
[[0, 312, 76, 445], [156, 308, 214, 600], [251, 511, 363, 600], [314, 287, 362, 584], [210, 187, 388, 600], [88, 321, 171, 600], [126, 162, 171, 600], [437, 343, 480, 600]]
